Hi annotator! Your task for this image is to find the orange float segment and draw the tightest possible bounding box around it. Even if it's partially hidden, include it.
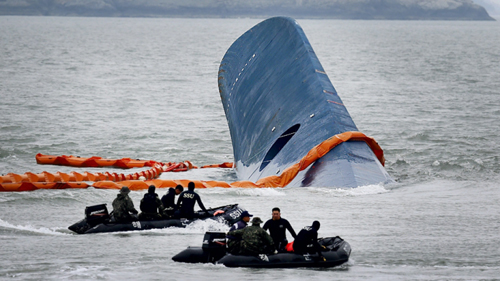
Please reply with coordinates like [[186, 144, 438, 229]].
[[0, 182, 39, 192], [1, 183, 25, 192], [59, 172, 74, 182], [200, 162, 234, 169], [184, 160, 198, 169], [145, 179, 178, 188], [42, 171, 56, 182], [115, 158, 149, 169], [82, 172, 97, 182], [63, 156, 98, 167], [31, 182, 60, 189], [95, 173, 107, 181], [63, 182, 89, 189], [94, 158, 117, 167], [117, 180, 149, 191], [72, 172, 85, 182], [25, 172, 44, 182], [35, 153, 159, 169], [93, 181, 121, 190], [163, 163, 182, 172], [172, 167, 188, 172], [173, 179, 194, 188], [0, 173, 24, 183], [0, 175, 15, 184], [228, 181, 260, 188], [0, 182, 89, 191], [36, 153, 57, 165], [204, 181, 232, 188]]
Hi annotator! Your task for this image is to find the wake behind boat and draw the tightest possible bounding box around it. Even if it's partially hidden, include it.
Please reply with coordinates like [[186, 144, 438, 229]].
[[218, 17, 393, 187], [68, 204, 245, 234]]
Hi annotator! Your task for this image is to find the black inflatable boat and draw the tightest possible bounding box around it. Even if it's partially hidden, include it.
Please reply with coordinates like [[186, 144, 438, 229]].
[[68, 204, 245, 234], [172, 232, 351, 268]]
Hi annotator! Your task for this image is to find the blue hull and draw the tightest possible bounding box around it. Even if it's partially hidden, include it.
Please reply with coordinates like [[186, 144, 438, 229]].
[[218, 17, 393, 187]]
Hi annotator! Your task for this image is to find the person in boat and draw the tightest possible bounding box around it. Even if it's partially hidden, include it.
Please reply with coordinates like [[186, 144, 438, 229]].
[[138, 185, 164, 221], [227, 217, 275, 256], [263, 207, 297, 252], [226, 210, 253, 254], [111, 186, 139, 223], [293, 220, 325, 260], [161, 184, 184, 218], [175, 181, 208, 219]]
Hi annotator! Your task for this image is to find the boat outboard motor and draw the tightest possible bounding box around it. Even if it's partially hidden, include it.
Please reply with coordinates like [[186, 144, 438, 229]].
[[85, 204, 110, 226], [68, 204, 110, 234], [202, 231, 227, 261], [172, 231, 227, 263]]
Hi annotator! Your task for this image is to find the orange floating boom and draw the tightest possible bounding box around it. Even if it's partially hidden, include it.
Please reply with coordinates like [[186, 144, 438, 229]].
[[2, 131, 385, 191]]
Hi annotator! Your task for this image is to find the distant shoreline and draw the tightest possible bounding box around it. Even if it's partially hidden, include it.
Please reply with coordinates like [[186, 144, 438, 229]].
[[0, 0, 495, 21], [0, 14, 497, 21]]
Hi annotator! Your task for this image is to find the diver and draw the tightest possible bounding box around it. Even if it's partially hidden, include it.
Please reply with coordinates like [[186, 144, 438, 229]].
[[293, 220, 325, 261], [226, 210, 253, 254], [227, 217, 275, 256], [161, 184, 183, 218], [263, 207, 297, 252], [138, 185, 164, 221], [175, 181, 209, 219], [111, 186, 138, 223]]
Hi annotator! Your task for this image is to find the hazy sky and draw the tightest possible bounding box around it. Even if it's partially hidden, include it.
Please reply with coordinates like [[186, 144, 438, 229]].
[[474, 0, 500, 16]]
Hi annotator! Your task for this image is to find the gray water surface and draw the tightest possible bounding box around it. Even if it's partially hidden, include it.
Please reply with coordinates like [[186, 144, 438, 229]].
[[1, 17, 499, 280]]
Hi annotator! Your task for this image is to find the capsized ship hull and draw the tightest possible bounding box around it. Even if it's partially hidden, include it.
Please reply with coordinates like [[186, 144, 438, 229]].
[[218, 17, 393, 187]]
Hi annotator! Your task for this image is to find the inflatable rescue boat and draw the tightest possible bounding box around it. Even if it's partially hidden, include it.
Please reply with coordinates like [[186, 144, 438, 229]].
[[68, 204, 245, 234], [172, 232, 351, 268]]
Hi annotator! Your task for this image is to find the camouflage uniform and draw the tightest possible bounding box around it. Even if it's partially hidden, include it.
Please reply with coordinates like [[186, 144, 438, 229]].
[[112, 193, 138, 222], [228, 225, 275, 256], [227, 220, 248, 254]]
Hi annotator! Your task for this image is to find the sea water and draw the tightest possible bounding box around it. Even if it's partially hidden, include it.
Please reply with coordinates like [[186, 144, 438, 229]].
[[0, 16, 499, 280]]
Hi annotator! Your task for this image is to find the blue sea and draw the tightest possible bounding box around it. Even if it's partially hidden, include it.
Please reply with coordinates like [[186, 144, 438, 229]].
[[1, 16, 499, 280]]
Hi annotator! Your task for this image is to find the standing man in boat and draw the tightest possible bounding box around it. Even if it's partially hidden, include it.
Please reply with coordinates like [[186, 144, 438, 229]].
[[111, 186, 139, 223], [138, 185, 164, 220], [293, 220, 325, 261], [226, 210, 252, 254], [175, 182, 208, 219], [263, 207, 297, 252], [161, 184, 183, 218], [227, 217, 275, 256]]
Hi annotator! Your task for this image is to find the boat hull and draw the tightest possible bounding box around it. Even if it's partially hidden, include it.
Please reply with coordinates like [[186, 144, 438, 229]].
[[218, 17, 393, 187]]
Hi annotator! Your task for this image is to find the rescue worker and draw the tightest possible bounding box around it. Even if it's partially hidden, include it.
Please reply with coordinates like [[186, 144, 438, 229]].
[[111, 186, 138, 223], [227, 217, 275, 256], [175, 181, 208, 219], [226, 210, 252, 254], [263, 207, 297, 252], [138, 185, 164, 221], [293, 220, 325, 261], [161, 184, 183, 217]]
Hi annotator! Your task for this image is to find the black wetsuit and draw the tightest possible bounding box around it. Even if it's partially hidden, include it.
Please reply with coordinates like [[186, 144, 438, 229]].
[[175, 190, 207, 219], [293, 225, 322, 256], [139, 192, 164, 220], [161, 188, 177, 216], [263, 218, 296, 251]]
